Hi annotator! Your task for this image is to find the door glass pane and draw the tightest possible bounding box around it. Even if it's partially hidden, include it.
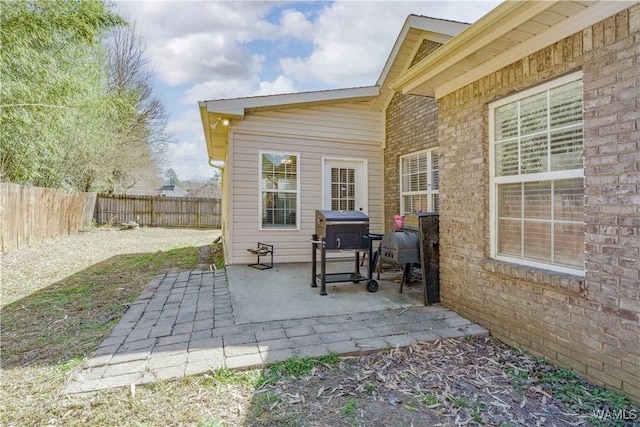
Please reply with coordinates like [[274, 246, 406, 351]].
[[331, 167, 356, 211]]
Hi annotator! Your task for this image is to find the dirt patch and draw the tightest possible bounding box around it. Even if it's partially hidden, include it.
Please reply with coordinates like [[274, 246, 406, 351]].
[[0, 226, 219, 306]]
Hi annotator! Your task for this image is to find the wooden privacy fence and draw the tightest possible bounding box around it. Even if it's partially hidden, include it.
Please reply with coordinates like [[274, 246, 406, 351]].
[[95, 194, 221, 229], [0, 183, 96, 253]]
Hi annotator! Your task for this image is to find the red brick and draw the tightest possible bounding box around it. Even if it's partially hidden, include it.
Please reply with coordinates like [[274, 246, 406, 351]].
[[586, 346, 623, 370], [557, 353, 588, 374], [586, 366, 622, 390], [622, 382, 640, 402], [622, 360, 640, 376]]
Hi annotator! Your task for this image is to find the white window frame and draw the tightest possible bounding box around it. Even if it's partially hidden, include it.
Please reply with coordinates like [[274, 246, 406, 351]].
[[399, 148, 439, 215], [489, 72, 584, 275], [258, 151, 300, 231]]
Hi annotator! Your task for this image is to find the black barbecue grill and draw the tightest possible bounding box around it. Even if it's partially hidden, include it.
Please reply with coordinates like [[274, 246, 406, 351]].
[[380, 231, 420, 265], [311, 210, 379, 295], [315, 210, 369, 250], [380, 212, 440, 304]]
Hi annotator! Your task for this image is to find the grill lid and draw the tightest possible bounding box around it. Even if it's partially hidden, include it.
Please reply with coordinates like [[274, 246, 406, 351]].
[[380, 230, 420, 264], [316, 210, 369, 224], [381, 230, 419, 251]]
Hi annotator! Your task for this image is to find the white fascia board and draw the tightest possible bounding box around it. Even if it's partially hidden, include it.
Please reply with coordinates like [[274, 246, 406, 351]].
[[376, 15, 469, 86], [203, 86, 379, 115], [435, 1, 637, 98], [391, 1, 553, 93]]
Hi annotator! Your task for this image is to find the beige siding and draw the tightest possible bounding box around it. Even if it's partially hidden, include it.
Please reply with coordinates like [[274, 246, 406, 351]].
[[238, 104, 383, 143], [221, 148, 232, 263], [227, 104, 384, 264]]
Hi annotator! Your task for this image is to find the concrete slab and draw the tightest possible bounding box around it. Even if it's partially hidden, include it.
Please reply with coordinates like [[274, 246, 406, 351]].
[[64, 267, 489, 395], [226, 261, 423, 324]]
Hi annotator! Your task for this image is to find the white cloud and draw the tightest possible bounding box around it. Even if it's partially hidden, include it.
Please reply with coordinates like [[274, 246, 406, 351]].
[[254, 76, 297, 96], [113, 0, 500, 183], [166, 109, 201, 136], [278, 2, 408, 86], [114, 1, 278, 87], [115, 1, 276, 42], [278, 1, 499, 87], [183, 77, 259, 104], [167, 139, 217, 180], [153, 33, 249, 86], [279, 8, 315, 40]]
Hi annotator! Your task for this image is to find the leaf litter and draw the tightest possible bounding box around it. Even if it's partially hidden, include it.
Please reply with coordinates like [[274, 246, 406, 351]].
[[249, 336, 604, 426]]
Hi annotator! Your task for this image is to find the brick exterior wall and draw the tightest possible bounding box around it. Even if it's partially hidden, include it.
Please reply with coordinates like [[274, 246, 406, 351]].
[[383, 92, 438, 232], [409, 40, 442, 68], [436, 6, 639, 401]]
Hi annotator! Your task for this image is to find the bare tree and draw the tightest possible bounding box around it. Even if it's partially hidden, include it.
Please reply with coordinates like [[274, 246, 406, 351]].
[[99, 21, 171, 194]]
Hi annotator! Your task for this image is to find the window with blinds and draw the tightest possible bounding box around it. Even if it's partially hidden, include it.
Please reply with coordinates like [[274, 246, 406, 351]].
[[330, 167, 355, 211], [400, 148, 439, 215], [260, 152, 299, 229], [490, 73, 584, 273]]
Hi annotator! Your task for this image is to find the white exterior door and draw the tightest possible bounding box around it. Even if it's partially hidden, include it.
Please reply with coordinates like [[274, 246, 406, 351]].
[[322, 158, 368, 214]]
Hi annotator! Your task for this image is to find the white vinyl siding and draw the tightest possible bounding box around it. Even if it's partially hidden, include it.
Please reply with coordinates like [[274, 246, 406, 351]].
[[400, 148, 439, 215], [228, 104, 384, 264], [490, 72, 584, 274], [237, 103, 383, 143]]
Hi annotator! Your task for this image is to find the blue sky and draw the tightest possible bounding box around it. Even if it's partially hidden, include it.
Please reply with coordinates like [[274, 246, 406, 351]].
[[113, 0, 500, 181]]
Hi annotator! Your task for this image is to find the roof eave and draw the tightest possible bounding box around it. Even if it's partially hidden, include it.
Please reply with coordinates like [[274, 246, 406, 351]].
[[202, 86, 380, 115], [199, 86, 380, 164], [391, 0, 636, 98], [375, 15, 470, 87], [390, 0, 551, 94]]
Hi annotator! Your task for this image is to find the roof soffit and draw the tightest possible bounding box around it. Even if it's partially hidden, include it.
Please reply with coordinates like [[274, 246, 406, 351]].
[[390, 1, 554, 95], [392, 0, 635, 98], [376, 15, 469, 88], [202, 86, 379, 116], [372, 16, 469, 111]]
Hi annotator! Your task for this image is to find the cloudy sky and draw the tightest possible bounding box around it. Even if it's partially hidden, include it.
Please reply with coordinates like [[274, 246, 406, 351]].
[[113, 0, 500, 181]]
